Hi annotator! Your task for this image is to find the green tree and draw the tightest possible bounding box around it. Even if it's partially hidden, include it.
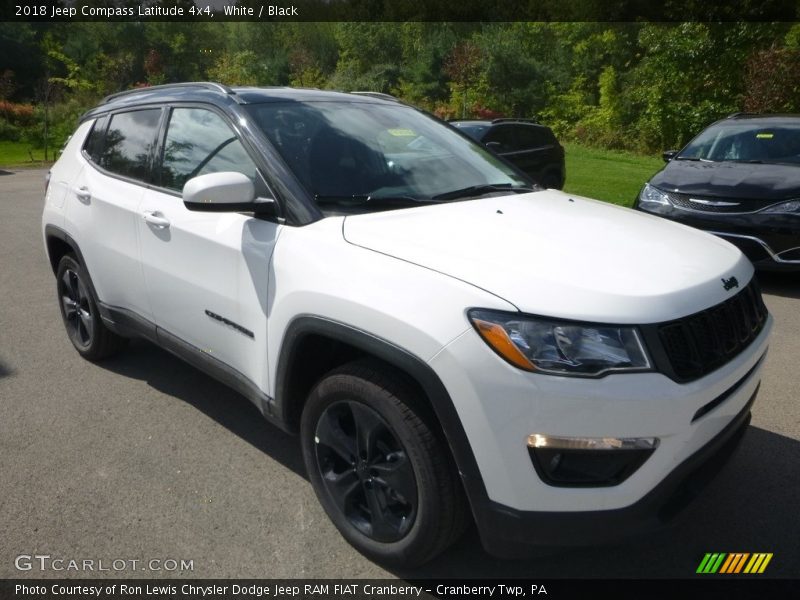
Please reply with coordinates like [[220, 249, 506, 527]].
[[207, 51, 262, 86], [330, 23, 402, 92], [743, 47, 800, 112], [443, 40, 483, 118], [393, 23, 455, 105], [0, 22, 43, 100]]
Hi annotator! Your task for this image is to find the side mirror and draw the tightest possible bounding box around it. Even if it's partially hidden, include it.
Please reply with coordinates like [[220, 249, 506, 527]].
[[662, 150, 678, 162], [183, 172, 276, 215]]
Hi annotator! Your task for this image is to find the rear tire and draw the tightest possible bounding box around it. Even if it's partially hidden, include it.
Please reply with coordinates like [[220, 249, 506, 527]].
[[300, 359, 468, 567], [55, 254, 127, 361]]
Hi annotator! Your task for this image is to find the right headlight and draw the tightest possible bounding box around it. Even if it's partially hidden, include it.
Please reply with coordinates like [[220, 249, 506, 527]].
[[760, 199, 800, 214], [468, 309, 652, 377], [638, 183, 671, 206]]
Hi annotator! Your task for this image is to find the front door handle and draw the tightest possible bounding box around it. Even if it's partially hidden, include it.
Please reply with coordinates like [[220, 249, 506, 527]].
[[142, 210, 171, 229]]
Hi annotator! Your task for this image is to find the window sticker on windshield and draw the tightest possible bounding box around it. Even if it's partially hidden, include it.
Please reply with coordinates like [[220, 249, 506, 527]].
[[756, 132, 774, 139], [387, 128, 416, 137]]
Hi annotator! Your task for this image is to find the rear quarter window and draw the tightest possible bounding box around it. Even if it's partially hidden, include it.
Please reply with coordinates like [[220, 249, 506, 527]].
[[82, 115, 108, 163]]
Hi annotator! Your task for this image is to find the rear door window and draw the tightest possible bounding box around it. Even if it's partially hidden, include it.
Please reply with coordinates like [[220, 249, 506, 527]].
[[516, 126, 553, 149], [99, 109, 162, 182]]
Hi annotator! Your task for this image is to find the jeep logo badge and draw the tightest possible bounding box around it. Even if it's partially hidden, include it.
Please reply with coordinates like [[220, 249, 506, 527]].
[[721, 276, 739, 291]]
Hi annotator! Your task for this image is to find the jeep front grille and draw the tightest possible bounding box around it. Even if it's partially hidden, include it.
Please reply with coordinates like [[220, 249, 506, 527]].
[[656, 279, 768, 381]]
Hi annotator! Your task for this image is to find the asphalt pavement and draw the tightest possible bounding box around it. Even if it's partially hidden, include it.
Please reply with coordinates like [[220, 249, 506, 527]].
[[1, 169, 798, 579]]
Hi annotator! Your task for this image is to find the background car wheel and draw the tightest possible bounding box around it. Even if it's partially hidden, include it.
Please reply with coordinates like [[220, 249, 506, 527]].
[[56, 254, 127, 361], [300, 359, 469, 567]]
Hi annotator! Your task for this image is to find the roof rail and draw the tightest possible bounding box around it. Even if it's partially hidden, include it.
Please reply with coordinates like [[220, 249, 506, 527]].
[[491, 117, 539, 124], [350, 91, 399, 102], [102, 82, 238, 105], [726, 112, 758, 119]]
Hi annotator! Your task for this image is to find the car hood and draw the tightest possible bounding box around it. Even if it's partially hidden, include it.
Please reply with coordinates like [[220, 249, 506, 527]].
[[342, 191, 753, 324], [651, 159, 800, 202]]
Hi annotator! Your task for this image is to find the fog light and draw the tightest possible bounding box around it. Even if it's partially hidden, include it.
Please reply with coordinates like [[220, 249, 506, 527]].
[[527, 434, 658, 487]]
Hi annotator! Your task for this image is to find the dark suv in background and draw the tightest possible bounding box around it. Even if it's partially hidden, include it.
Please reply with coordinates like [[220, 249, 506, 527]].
[[451, 118, 566, 189], [635, 113, 800, 271]]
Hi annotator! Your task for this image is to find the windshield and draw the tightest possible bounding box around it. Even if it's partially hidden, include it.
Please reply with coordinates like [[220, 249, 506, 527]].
[[245, 101, 531, 211], [678, 120, 800, 165]]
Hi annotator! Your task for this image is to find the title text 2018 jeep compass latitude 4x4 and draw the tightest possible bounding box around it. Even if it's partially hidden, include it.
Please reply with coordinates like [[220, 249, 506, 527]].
[[43, 83, 772, 566]]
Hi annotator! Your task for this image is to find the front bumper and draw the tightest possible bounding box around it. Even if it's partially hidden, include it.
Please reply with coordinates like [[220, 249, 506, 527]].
[[429, 314, 771, 555], [635, 202, 800, 271], [478, 385, 756, 556]]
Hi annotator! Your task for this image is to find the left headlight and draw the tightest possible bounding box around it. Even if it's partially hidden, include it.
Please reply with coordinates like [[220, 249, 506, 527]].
[[468, 309, 651, 377]]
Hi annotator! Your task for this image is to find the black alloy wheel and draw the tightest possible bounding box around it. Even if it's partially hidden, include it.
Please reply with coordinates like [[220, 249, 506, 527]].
[[55, 254, 127, 360], [59, 266, 94, 349], [314, 400, 418, 542], [300, 359, 469, 566]]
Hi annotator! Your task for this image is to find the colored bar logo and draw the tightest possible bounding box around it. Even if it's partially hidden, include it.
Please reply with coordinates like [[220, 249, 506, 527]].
[[697, 553, 773, 574]]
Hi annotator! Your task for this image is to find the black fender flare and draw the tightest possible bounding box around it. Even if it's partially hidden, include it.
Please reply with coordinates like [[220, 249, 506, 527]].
[[44, 224, 80, 271], [44, 225, 104, 304], [274, 315, 492, 523]]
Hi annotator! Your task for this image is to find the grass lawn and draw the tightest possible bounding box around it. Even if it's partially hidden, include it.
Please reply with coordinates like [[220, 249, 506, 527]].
[[0, 141, 52, 169], [562, 143, 664, 207]]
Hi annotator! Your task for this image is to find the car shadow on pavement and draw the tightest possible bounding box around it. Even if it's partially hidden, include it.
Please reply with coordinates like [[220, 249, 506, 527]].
[[96, 341, 799, 578], [99, 338, 308, 480], [0, 358, 15, 378], [394, 426, 800, 579], [758, 272, 800, 300]]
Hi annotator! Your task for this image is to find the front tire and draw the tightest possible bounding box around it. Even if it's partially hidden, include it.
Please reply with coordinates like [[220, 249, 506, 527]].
[[55, 254, 127, 361], [300, 359, 468, 567]]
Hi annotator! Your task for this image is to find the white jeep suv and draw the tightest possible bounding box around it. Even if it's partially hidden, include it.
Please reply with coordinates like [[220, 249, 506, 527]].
[[42, 83, 772, 566]]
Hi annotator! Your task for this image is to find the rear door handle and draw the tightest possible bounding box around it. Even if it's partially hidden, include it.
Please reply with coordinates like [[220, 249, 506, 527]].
[[74, 186, 91, 202], [142, 210, 171, 229]]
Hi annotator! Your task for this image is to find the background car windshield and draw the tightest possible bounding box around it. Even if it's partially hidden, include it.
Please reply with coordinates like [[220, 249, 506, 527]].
[[451, 123, 489, 140], [246, 101, 528, 205], [679, 121, 800, 164]]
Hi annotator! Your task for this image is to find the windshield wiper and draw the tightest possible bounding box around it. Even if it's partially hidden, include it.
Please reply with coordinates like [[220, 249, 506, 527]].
[[315, 194, 443, 206], [674, 156, 713, 162], [432, 183, 535, 201]]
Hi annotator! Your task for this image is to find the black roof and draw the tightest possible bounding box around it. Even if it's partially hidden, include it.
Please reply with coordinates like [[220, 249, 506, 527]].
[[450, 118, 545, 127], [450, 120, 492, 127], [82, 82, 400, 121], [725, 112, 800, 120], [719, 114, 800, 128]]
